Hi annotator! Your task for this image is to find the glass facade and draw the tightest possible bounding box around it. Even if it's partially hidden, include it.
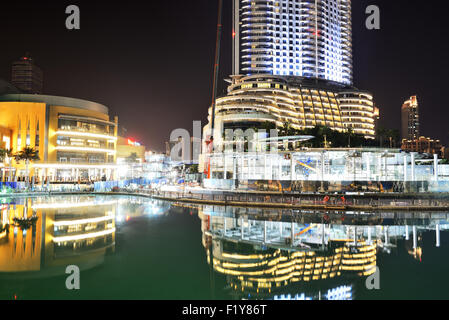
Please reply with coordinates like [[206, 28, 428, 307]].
[[234, 0, 353, 85]]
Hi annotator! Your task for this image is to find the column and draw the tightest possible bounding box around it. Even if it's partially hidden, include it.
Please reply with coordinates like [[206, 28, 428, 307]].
[[252, 156, 256, 179], [264, 220, 267, 243], [321, 224, 325, 246], [436, 224, 441, 248], [366, 155, 371, 181], [411, 153, 416, 182], [434, 154, 439, 181], [413, 226, 417, 249], [377, 154, 382, 181], [233, 156, 237, 180], [290, 156, 294, 181], [240, 154, 243, 180], [223, 152, 227, 180], [264, 154, 267, 180], [321, 152, 325, 181], [280, 222, 284, 238], [405, 225, 409, 240], [353, 226, 357, 245], [403, 154, 408, 182], [278, 158, 282, 180], [241, 217, 244, 240], [223, 218, 227, 236], [291, 221, 294, 247]]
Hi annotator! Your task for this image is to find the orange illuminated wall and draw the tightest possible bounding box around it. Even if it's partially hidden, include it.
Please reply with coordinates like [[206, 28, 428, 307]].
[[0, 102, 47, 174], [0, 204, 43, 272], [47, 105, 117, 163]]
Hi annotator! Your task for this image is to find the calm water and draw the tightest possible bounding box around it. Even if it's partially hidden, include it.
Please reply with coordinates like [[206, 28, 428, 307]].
[[0, 194, 448, 300]]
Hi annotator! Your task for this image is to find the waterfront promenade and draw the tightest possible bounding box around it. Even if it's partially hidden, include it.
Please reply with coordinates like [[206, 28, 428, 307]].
[[2, 186, 448, 212]]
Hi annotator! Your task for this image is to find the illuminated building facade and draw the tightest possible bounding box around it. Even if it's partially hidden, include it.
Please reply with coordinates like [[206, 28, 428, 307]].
[[11, 55, 43, 94], [204, 75, 378, 145], [401, 96, 419, 141], [202, 148, 449, 193], [144, 152, 173, 180], [0, 94, 118, 182], [232, 0, 353, 85], [117, 137, 145, 163], [116, 137, 146, 180], [401, 136, 443, 156], [337, 90, 378, 138]]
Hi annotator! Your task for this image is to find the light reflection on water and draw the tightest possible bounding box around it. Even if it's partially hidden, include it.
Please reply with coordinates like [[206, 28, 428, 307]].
[[0, 195, 448, 300]]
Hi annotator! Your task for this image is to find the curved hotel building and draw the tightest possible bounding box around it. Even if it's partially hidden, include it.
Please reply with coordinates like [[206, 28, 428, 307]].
[[0, 94, 118, 182], [207, 75, 377, 138]]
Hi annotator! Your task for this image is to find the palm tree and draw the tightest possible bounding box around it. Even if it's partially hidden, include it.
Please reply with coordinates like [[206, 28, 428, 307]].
[[14, 147, 40, 186], [0, 149, 15, 182], [0, 149, 6, 182]]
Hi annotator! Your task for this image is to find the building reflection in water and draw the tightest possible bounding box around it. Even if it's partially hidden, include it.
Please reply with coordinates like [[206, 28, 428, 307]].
[[0, 196, 170, 278], [0, 197, 117, 275], [199, 205, 449, 300]]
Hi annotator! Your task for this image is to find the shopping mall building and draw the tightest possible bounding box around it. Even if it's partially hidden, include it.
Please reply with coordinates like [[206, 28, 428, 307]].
[[0, 94, 118, 182]]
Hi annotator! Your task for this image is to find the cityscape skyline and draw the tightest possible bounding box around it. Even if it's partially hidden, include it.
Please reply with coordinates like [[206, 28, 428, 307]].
[[0, 0, 448, 150]]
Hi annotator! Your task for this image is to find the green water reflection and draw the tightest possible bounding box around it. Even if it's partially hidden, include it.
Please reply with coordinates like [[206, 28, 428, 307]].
[[0, 195, 448, 300]]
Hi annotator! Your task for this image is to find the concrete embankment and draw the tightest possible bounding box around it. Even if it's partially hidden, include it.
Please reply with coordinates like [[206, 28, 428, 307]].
[[1, 190, 449, 212], [96, 191, 449, 212]]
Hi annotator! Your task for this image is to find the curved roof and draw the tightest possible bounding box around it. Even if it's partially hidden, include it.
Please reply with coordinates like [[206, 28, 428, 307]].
[[0, 94, 109, 114]]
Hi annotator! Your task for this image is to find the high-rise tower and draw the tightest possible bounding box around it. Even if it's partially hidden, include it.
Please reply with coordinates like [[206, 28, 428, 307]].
[[232, 0, 353, 85], [401, 96, 420, 141], [11, 54, 43, 94]]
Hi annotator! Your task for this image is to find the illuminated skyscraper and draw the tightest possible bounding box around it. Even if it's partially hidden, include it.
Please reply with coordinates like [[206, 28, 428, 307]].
[[401, 96, 420, 141], [11, 55, 43, 94], [232, 0, 353, 85]]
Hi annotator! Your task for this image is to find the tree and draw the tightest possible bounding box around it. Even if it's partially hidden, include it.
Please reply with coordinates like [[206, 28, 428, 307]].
[[0, 149, 6, 162], [14, 147, 40, 186], [279, 121, 299, 137], [4, 149, 14, 182], [126, 152, 139, 163], [0, 149, 6, 182], [187, 164, 199, 174]]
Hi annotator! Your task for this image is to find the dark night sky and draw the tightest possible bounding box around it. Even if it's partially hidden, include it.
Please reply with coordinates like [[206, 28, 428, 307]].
[[0, 0, 448, 151]]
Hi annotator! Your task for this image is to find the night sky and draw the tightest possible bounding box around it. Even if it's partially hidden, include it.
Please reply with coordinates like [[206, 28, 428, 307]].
[[0, 0, 448, 151]]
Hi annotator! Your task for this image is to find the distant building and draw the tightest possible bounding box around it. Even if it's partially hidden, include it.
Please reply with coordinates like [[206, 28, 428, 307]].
[[441, 146, 449, 160], [0, 78, 19, 96], [116, 137, 146, 163], [401, 96, 420, 141], [401, 136, 442, 156], [11, 55, 43, 94]]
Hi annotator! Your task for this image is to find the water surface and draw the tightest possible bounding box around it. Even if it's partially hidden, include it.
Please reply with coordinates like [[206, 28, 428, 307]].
[[0, 195, 448, 300]]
